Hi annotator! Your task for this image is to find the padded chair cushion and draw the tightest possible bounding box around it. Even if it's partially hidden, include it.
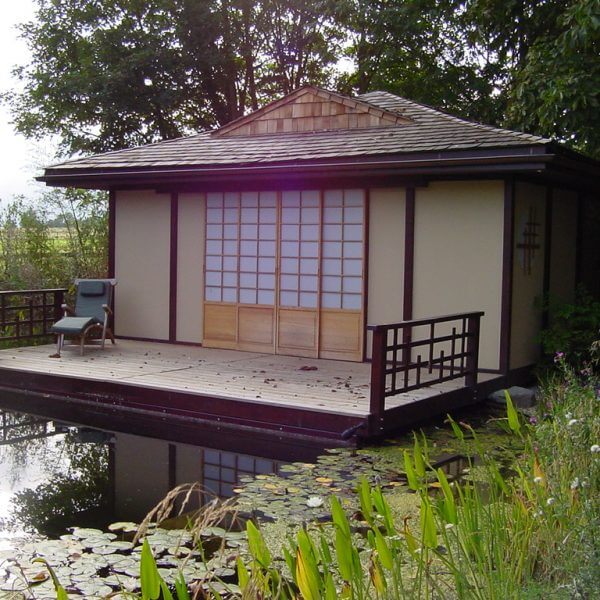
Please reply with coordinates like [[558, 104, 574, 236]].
[[51, 316, 99, 335], [79, 280, 106, 296]]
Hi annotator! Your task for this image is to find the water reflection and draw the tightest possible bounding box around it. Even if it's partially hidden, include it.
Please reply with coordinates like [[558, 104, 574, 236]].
[[0, 408, 293, 549]]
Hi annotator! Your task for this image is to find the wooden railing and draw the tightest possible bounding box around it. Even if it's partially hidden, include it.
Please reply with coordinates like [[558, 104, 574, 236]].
[[0, 288, 67, 343], [368, 311, 484, 431]]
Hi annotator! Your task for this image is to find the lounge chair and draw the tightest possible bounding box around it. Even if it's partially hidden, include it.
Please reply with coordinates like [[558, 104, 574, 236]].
[[50, 279, 117, 357]]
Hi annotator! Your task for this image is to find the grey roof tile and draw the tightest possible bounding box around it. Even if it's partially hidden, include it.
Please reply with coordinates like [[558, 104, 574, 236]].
[[46, 89, 551, 173]]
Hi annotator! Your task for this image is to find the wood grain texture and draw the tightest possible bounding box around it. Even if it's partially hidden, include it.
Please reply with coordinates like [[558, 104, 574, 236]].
[[0, 340, 492, 418]]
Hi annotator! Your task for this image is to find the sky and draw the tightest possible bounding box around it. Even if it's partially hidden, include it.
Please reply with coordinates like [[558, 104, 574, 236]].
[[0, 0, 49, 205]]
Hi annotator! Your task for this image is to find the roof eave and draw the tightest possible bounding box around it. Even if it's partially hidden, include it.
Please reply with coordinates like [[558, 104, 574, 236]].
[[37, 145, 598, 192]]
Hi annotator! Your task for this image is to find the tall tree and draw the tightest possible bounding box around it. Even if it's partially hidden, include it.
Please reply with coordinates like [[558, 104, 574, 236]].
[[5, 0, 340, 155], [506, 0, 600, 156]]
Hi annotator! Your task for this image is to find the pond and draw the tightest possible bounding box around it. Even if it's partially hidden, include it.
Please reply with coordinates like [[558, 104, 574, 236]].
[[0, 400, 520, 598]]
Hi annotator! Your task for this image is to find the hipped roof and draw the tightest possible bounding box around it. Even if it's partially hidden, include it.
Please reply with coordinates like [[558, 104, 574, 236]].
[[39, 86, 599, 190]]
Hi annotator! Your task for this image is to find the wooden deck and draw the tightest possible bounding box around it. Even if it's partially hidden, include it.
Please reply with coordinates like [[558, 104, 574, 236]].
[[0, 339, 499, 446]]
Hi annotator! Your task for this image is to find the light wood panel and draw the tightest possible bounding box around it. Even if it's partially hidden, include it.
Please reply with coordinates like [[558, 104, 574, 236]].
[[277, 308, 318, 357], [238, 306, 275, 351], [203, 303, 237, 348], [319, 310, 363, 361]]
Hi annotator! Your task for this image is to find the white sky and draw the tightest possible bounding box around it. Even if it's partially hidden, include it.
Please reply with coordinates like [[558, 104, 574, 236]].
[[0, 0, 49, 205]]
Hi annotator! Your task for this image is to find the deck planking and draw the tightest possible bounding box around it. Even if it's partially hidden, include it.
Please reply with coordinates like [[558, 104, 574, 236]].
[[0, 339, 471, 417]]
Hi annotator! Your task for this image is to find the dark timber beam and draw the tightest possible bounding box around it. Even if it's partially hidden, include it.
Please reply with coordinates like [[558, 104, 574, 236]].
[[499, 178, 515, 375], [542, 186, 553, 329], [169, 192, 179, 343]]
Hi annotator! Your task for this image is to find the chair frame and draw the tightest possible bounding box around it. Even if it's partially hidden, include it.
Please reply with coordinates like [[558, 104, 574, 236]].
[[54, 278, 117, 357]]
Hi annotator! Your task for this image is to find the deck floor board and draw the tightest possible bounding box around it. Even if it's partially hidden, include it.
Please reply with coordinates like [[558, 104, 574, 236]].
[[0, 340, 474, 416]]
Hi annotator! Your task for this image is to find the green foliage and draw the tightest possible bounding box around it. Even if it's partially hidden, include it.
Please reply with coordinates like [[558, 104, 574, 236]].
[[0, 189, 107, 291], [5, 0, 599, 158], [6, 0, 342, 155], [238, 370, 599, 599], [539, 288, 600, 369], [508, 0, 600, 157]]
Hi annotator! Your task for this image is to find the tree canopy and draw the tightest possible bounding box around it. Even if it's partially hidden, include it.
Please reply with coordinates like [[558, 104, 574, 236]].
[[5, 0, 600, 157]]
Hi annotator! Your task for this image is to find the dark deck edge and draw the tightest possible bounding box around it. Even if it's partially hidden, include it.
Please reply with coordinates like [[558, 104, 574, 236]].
[[0, 366, 364, 440], [0, 387, 336, 461]]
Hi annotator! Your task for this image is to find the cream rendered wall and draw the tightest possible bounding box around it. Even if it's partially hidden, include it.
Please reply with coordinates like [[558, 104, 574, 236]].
[[114, 190, 171, 340], [510, 182, 546, 369], [549, 188, 578, 306], [413, 181, 504, 371], [366, 188, 405, 358], [176, 193, 205, 343]]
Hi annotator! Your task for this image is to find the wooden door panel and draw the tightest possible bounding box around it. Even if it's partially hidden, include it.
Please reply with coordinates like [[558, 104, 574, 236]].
[[277, 308, 318, 357], [319, 309, 363, 361], [238, 306, 275, 352], [203, 303, 237, 349]]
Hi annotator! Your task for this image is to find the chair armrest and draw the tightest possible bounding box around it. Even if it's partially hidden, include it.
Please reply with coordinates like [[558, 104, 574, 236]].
[[61, 303, 75, 316], [102, 304, 113, 316]]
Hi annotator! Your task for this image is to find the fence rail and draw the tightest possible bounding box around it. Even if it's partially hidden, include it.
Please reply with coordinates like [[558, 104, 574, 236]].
[[368, 311, 483, 432], [0, 288, 67, 343]]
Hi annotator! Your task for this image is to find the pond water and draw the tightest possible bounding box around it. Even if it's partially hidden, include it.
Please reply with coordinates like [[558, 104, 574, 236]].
[[0, 398, 519, 597], [0, 408, 298, 552]]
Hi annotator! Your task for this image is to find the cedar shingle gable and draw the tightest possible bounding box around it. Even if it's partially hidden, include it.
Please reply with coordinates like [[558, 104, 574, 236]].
[[213, 86, 412, 136]]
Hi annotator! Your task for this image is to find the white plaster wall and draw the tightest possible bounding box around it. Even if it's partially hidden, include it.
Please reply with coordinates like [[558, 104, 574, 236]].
[[176, 193, 205, 343], [366, 187, 406, 358], [413, 181, 504, 371], [114, 190, 171, 340]]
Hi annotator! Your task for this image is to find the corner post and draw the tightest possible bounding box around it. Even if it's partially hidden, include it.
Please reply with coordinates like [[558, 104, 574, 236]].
[[369, 326, 387, 435], [465, 314, 481, 390]]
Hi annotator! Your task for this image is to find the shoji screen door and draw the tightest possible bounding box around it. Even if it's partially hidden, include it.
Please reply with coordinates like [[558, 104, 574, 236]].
[[203, 189, 365, 361]]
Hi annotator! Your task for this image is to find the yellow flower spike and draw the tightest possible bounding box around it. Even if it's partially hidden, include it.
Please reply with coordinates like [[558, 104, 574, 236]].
[[403, 517, 419, 558], [369, 556, 387, 595]]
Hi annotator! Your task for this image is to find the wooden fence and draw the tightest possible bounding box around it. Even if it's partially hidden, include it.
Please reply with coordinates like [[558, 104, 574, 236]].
[[369, 311, 484, 429], [0, 289, 66, 343]]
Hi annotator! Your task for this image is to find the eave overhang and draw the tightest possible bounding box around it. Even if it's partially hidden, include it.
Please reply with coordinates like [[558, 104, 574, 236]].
[[37, 145, 599, 193]]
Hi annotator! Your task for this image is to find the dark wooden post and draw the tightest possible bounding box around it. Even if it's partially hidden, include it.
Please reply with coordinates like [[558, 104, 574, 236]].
[[369, 326, 387, 436], [465, 314, 481, 390], [54, 289, 64, 322]]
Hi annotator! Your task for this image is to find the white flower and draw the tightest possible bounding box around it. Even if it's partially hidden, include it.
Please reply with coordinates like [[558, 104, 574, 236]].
[[533, 510, 543, 518], [591, 444, 600, 453], [306, 496, 324, 508], [444, 523, 455, 530], [565, 412, 573, 420], [546, 497, 555, 506], [533, 476, 543, 484], [570, 477, 580, 490], [567, 419, 578, 427]]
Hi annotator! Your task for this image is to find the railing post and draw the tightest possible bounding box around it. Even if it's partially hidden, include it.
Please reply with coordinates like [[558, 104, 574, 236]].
[[369, 326, 387, 436], [54, 289, 64, 322], [465, 314, 481, 390]]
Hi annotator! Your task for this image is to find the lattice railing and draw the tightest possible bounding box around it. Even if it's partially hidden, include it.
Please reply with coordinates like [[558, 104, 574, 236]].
[[369, 311, 484, 423], [0, 288, 67, 343]]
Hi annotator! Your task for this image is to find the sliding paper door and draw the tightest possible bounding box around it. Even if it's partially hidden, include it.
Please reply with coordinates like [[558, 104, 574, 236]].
[[203, 189, 365, 361]]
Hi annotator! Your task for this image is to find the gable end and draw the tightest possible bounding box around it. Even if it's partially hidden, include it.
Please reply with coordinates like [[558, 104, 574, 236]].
[[214, 86, 412, 136]]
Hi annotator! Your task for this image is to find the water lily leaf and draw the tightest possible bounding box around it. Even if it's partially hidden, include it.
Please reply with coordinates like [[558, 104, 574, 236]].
[[69, 528, 104, 539], [108, 522, 139, 533], [167, 547, 192, 557]]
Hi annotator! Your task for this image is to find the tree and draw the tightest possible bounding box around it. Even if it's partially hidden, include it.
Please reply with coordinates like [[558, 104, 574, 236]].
[[507, 0, 600, 156], [6, 0, 341, 155]]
